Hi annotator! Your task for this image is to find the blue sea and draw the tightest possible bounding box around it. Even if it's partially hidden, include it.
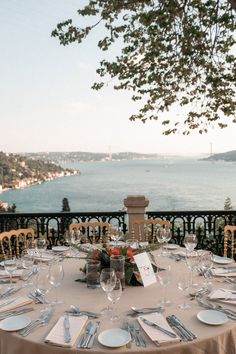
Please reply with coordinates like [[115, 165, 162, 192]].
[[1, 158, 236, 213]]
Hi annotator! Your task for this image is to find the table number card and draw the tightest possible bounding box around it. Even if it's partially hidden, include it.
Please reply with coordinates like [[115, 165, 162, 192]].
[[134, 252, 157, 287]]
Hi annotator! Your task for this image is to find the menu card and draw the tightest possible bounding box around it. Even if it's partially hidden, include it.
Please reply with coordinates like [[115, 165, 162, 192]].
[[133, 252, 157, 287]]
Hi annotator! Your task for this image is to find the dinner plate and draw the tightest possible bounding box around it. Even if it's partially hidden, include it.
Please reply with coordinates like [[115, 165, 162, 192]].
[[98, 328, 131, 348], [0, 315, 31, 331], [213, 256, 234, 265], [51, 246, 69, 252], [197, 310, 228, 325]]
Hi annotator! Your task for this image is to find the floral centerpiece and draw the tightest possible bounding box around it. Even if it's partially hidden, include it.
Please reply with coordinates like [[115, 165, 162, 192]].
[[77, 243, 159, 286]]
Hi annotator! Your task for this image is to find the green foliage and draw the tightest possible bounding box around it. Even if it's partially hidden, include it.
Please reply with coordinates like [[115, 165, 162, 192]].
[[52, 0, 236, 135], [224, 196, 233, 210]]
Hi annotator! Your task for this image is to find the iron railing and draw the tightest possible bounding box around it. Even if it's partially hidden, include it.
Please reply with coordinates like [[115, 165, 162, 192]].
[[0, 211, 127, 249], [147, 210, 236, 256], [0, 210, 236, 256]]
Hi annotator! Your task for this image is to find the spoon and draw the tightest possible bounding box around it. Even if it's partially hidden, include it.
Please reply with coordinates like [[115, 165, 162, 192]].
[[131, 306, 164, 313]]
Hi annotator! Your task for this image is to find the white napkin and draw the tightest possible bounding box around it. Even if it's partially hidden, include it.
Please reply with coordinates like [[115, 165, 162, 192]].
[[45, 315, 88, 347], [0, 296, 33, 312], [211, 268, 236, 277], [208, 289, 236, 304], [33, 252, 55, 262], [0, 269, 23, 278], [138, 313, 180, 345]]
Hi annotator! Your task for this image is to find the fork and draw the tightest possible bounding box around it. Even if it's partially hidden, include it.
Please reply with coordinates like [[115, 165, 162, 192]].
[[133, 321, 146, 347], [77, 321, 93, 348], [19, 308, 54, 336]]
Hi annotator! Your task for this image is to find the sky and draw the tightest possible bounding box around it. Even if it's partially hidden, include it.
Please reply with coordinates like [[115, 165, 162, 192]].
[[0, 0, 236, 156]]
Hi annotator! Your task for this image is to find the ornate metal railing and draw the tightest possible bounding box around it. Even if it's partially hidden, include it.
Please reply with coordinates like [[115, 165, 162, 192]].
[[0, 210, 236, 256], [0, 212, 127, 249], [147, 210, 236, 256]]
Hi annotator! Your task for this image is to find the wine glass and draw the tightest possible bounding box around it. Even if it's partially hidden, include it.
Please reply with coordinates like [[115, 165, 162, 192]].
[[35, 266, 51, 305], [36, 237, 47, 264], [185, 250, 201, 287], [184, 233, 197, 253], [4, 256, 17, 287], [177, 277, 191, 310], [157, 265, 172, 307], [21, 254, 35, 287], [26, 239, 37, 257], [99, 268, 117, 315], [200, 251, 213, 290], [107, 279, 122, 321], [48, 261, 64, 305], [156, 227, 171, 256]]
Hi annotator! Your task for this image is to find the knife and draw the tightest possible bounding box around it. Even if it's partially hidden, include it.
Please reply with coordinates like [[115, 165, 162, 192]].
[[83, 323, 98, 348], [87, 321, 100, 349], [139, 317, 177, 338], [63, 314, 72, 343]]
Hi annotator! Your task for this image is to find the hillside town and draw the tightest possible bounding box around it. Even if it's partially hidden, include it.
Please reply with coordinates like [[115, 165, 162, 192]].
[[0, 151, 80, 193]]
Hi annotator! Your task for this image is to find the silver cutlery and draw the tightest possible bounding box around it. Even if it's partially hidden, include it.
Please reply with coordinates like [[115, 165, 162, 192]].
[[87, 321, 100, 349], [63, 314, 71, 343], [133, 321, 146, 347], [19, 307, 54, 337], [140, 317, 177, 338], [77, 322, 93, 348], [0, 298, 17, 308], [131, 306, 163, 313], [166, 315, 196, 341], [83, 323, 98, 348], [196, 297, 236, 320], [0, 307, 34, 320]]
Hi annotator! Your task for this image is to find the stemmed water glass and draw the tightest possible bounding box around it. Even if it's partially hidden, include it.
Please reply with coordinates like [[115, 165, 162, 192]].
[[48, 260, 64, 305], [4, 256, 17, 287], [156, 227, 171, 256], [176, 276, 191, 310], [36, 237, 47, 265], [99, 268, 117, 315], [157, 265, 172, 307], [35, 266, 51, 305], [184, 233, 197, 253], [201, 251, 213, 290], [107, 279, 122, 321]]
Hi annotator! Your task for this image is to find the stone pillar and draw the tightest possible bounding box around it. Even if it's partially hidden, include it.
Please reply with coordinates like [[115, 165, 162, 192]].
[[124, 195, 149, 238]]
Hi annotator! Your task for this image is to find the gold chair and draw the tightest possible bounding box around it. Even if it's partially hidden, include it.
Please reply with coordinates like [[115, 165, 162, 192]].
[[223, 225, 236, 258], [69, 222, 111, 244], [130, 219, 171, 243], [0, 228, 35, 259]]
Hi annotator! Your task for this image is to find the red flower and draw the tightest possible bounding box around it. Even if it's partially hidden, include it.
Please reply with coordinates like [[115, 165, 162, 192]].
[[109, 247, 121, 256], [92, 250, 100, 260], [126, 247, 134, 262]]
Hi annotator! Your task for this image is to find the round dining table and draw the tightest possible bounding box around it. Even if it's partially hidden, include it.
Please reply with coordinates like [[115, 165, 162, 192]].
[[1, 249, 236, 354]]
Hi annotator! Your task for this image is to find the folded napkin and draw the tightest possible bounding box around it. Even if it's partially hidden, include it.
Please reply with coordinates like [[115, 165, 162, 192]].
[[211, 268, 236, 277], [0, 296, 33, 312], [45, 315, 88, 348], [138, 313, 180, 345], [0, 269, 23, 278], [208, 289, 236, 304], [32, 252, 55, 262]]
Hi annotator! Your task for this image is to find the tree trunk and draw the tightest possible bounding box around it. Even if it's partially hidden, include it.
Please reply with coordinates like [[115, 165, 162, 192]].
[[228, 0, 236, 10]]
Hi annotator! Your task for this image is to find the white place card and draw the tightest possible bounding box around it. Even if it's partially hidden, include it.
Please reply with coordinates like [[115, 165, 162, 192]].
[[133, 252, 157, 287]]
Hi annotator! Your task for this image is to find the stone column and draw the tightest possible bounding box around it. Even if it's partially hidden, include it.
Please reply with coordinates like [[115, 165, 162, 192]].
[[124, 195, 149, 239]]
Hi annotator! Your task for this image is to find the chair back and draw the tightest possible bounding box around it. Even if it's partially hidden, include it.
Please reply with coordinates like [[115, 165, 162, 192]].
[[224, 225, 236, 258], [0, 228, 35, 259], [69, 222, 111, 244], [130, 219, 171, 243]]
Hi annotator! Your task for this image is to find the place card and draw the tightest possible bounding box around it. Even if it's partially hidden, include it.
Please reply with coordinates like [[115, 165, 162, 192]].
[[133, 252, 157, 287]]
